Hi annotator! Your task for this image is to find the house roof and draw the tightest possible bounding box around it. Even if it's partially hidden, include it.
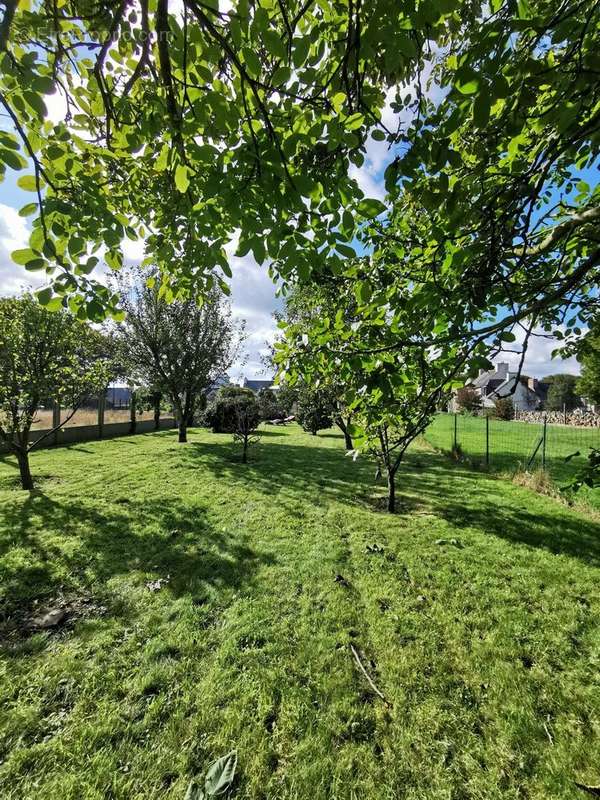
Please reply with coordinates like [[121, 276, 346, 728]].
[[242, 378, 274, 392], [471, 369, 499, 388]]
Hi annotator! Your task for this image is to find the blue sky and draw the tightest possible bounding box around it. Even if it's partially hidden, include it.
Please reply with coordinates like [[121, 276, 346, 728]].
[[0, 85, 584, 380]]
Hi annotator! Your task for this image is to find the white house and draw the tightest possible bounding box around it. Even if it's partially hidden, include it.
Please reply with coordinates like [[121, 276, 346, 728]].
[[454, 362, 550, 412], [238, 377, 277, 393]]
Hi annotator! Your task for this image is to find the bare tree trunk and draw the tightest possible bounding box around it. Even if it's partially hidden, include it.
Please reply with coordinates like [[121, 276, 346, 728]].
[[129, 389, 137, 435], [178, 420, 187, 443], [16, 448, 34, 491], [153, 394, 161, 431], [242, 434, 248, 463], [186, 391, 196, 428], [335, 417, 353, 449], [387, 468, 396, 514]]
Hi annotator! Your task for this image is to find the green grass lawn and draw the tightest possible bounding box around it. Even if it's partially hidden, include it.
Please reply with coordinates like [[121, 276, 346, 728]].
[[0, 426, 599, 799], [425, 413, 600, 507]]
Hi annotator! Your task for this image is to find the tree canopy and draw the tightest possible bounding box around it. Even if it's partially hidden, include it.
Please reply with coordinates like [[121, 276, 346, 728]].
[[4, 0, 596, 344], [0, 295, 111, 488], [113, 266, 243, 442], [1, 0, 446, 317]]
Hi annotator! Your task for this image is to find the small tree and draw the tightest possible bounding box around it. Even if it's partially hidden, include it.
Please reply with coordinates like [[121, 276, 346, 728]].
[[232, 395, 261, 463], [113, 267, 243, 443], [456, 386, 481, 414], [544, 374, 581, 411], [577, 322, 600, 406], [494, 396, 514, 420], [296, 388, 333, 435], [203, 386, 256, 433], [0, 296, 111, 489]]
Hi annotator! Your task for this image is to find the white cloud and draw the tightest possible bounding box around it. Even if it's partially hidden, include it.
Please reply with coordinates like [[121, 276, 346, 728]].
[[500, 326, 581, 378], [0, 203, 46, 294], [226, 239, 282, 380]]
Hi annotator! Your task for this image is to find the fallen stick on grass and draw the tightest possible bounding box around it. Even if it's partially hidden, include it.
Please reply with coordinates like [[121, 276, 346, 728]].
[[350, 643, 391, 708]]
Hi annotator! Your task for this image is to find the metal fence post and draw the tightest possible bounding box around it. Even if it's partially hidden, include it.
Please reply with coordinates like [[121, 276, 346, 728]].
[[485, 414, 490, 467], [542, 414, 547, 470]]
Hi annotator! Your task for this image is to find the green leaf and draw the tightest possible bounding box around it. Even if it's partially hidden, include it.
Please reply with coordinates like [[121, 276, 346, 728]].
[[264, 30, 287, 60], [242, 48, 261, 78], [292, 37, 310, 68], [32, 76, 55, 94], [336, 243, 356, 258], [23, 90, 47, 119], [12, 248, 38, 265], [175, 164, 190, 193], [203, 750, 237, 797], [24, 258, 46, 271], [371, 129, 386, 141], [36, 287, 53, 305], [0, 148, 25, 170], [344, 113, 364, 131], [46, 297, 64, 312], [473, 91, 491, 127], [456, 70, 480, 95], [184, 780, 205, 800], [154, 144, 170, 172], [354, 280, 372, 304], [357, 198, 386, 219], [17, 174, 38, 191], [331, 92, 346, 113], [18, 202, 38, 216]]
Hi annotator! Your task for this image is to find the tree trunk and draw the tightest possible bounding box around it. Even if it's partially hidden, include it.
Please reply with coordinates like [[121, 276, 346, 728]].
[[178, 420, 187, 443], [153, 395, 161, 431], [16, 448, 34, 491], [335, 417, 353, 450], [242, 435, 248, 463], [386, 468, 396, 514], [129, 390, 137, 435], [184, 390, 196, 428]]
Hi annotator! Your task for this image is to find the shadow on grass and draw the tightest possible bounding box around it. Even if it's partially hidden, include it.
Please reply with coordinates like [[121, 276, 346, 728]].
[[0, 489, 274, 624], [186, 433, 600, 568]]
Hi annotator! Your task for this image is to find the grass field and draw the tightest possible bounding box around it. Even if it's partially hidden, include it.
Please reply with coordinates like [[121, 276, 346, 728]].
[[1, 426, 599, 799], [425, 413, 600, 507]]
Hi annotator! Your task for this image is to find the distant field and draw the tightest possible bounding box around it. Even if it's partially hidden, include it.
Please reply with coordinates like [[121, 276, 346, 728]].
[[425, 413, 600, 506]]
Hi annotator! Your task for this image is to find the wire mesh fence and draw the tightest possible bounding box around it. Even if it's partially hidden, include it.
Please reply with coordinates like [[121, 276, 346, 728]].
[[425, 413, 600, 488]]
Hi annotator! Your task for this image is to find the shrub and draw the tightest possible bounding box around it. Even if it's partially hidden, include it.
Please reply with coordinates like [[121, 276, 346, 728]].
[[456, 386, 481, 414], [296, 388, 333, 434], [494, 396, 514, 420], [203, 386, 258, 433], [232, 396, 261, 462], [257, 387, 285, 421]]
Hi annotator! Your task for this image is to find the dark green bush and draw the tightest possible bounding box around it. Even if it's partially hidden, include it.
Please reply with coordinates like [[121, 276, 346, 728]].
[[203, 386, 259, 433]]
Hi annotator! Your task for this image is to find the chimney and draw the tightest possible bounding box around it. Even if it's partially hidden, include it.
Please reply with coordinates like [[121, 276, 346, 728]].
[[528, 377, 538, 392], [495, 362, 509, 378]]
